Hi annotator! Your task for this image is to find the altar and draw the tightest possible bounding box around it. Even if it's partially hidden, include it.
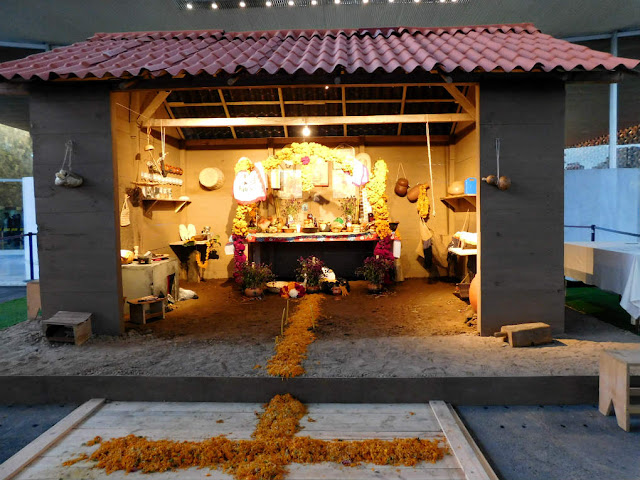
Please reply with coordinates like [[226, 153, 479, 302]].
[[248, 231, 380, 279]]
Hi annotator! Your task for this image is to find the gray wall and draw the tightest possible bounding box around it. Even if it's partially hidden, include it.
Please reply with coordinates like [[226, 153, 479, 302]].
[[30, 86, 122, 335], [565, 168, 640, 242], [479, 81, 565, 335]]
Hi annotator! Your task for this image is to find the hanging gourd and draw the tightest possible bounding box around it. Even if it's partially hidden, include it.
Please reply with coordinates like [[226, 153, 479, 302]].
[[54, 140, 83, 188]]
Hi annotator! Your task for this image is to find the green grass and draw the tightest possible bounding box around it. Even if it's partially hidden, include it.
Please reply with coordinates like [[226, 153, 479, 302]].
[[565, 285, 638, 334], [0, 297, 27, 329]]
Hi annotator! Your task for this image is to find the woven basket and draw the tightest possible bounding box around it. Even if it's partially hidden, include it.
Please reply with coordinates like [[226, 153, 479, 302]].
[[199, 167, 225, 190]]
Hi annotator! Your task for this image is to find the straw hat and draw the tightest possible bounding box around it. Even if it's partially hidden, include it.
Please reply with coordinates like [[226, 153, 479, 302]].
[[199, 167, 225, 190]]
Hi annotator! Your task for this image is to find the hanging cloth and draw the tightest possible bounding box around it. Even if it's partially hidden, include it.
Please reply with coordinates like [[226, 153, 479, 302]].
[[425, 120, 436, 217], [120, 195, 131, 227]]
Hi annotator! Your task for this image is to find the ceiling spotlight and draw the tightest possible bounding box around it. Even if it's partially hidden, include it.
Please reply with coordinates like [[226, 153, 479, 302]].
[[363, 0, 369, 3], [413, 0, 420, 3], [324, 85, 329, 90], [388, 0, 394, 3], [302, 125, 311, 137], [288, 0, 294, 5], [334, 0, 340, 4], [311, 0, 318, 4], [186, 2, 193, 9], [239, 1, 246, 6], [265, 0, 272, 5], [211, 2, 218, 7]]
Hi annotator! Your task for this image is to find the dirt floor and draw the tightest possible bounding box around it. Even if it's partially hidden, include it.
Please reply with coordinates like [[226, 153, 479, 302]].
[[1, 279, 639, 377]]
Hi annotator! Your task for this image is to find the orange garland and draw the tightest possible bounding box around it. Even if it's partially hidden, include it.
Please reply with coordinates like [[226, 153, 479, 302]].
[[267, 295, 323, 378], [68, 394, 449, 480]]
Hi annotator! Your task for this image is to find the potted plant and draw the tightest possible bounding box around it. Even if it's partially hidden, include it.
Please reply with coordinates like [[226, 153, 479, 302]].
[[280, 198, 302, 226], [296, 256, 325, 293], [356, 256, 394, 293], [240, 262, 275, 297]]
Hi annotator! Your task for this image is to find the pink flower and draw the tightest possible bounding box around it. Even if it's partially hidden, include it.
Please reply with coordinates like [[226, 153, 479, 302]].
[[301, 156, 310, 165]]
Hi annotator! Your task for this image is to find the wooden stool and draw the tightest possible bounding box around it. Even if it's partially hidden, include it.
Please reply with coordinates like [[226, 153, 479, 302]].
[[127, 297, 166, 325], [599, 349, 640, 431], [43, 311, 92, 346]]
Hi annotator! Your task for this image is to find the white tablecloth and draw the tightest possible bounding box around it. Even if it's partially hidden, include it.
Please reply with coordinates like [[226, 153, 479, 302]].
[[564, 242, 640, 319]]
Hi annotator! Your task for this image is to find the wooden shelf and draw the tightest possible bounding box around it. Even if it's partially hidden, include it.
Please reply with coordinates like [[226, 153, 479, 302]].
[[440, 194, 476, 213], [142, 198, 191, 213]]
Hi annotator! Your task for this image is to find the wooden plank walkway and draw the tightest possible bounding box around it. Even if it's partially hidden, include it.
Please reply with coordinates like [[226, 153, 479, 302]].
[[2, 400, 496, 480]]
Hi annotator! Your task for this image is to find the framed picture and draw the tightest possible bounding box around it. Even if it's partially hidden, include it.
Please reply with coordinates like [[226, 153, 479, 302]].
[[270, 168, 281, 189], [311, 159, 329, 187], [332, 169, 356, 199], [278, 168, 302, 199]]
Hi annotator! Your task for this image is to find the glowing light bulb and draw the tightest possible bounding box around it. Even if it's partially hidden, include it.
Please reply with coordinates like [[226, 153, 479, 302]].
[[266, 0, 272, 5], [288, 0, 294, 5], [334, 0, 340, 4], [324, 85, 329, 90], [186, 2, 193, 8], [211, 2, 218, 7], [302, 126, 311, 137], [363, 0, 369, 4], [388, 0, 394, 3], [311, 0, 318, 4], [239, 1, 246, 6]]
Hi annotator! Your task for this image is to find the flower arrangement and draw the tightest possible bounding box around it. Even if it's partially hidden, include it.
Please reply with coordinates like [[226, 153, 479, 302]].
[[281, 198, 302, 221], [296, 256, 325, 287], [339, 196, 358, 220], [232, 236, 247, 285], [195, 236, 221, 270], [239, 262, 274, 290], [364, 159, 391, 239], [373, 235, 395, 263], [232, 204, 253, 237], [356, 256, 394, 287], [417, 184, 431, 220], [234, 156, 253, 174], [263, 142, 355, 193], [280, 281, 307, 299]]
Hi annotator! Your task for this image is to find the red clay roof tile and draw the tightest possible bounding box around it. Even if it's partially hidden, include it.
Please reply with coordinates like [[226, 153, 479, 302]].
[[0, 23, 637, 81]]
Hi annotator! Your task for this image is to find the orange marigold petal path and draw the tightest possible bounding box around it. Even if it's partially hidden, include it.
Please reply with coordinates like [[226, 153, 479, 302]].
[[74, 394, 449, 480], [267, 295, 324, 378]]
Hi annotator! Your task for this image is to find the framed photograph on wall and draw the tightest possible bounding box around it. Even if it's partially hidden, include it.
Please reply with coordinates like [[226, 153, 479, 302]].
[[278, 168, 302, 199], [332, 169, 356, 199], [311, 159, 329, 187]]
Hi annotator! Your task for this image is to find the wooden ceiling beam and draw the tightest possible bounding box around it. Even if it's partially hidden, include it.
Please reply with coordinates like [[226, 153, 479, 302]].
[[163, 102, 185, 140], [277, 87, 289, 138], [441, 84, 476, 118], [143, 113, 473, 128], [166, 98, 456, 108], [397, 85, 408, 136], [217, 89, 237, 139], [184, 135, 451, 150], [138, 90, 171, 121], [341, 86, 347, 136]]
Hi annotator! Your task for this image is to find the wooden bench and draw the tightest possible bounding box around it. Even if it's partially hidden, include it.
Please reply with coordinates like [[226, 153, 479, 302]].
[[127, 297, 166, 325], [42, 311, 92, 346], [599, 349, 640, 431]]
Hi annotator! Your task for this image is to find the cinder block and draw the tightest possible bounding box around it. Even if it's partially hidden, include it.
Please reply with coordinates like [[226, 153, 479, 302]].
[[499, 322, 552, 347]]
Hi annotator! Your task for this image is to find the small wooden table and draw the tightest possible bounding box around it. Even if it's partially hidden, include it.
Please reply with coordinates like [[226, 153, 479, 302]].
[[127, 297, 166, 325], [599, 349, 640, 431]]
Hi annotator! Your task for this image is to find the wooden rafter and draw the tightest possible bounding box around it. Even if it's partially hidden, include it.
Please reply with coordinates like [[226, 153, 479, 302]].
[[143, 113, 473, 128], [139, 90, 171, 121], [341, 86, 347, 136], [442, 84, 476, 118], [164, 102, 185, 140], [217, 89, 237, 139], [277, 88, 288, 138], [397, 85, 408, 136], [166, 98, 456, 108]]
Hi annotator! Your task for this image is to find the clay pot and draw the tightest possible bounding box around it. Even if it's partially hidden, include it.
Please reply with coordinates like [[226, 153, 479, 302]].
[[331, 286, 342, 296], [367, 283, 382, 294], [469, 275, 479, 312], [244, 287, 264, 297], [407, 184, 421, 203]]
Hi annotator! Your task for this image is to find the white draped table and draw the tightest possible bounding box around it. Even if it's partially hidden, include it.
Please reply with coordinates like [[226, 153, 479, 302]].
[[564, 241, 640, 321]]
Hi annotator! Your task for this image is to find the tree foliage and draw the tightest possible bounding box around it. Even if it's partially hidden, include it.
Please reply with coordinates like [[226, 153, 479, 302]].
[[0, 124, 32, 209]]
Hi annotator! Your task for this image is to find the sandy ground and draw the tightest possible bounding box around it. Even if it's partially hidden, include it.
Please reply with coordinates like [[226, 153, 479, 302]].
[[1, 279, 639, 377]]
